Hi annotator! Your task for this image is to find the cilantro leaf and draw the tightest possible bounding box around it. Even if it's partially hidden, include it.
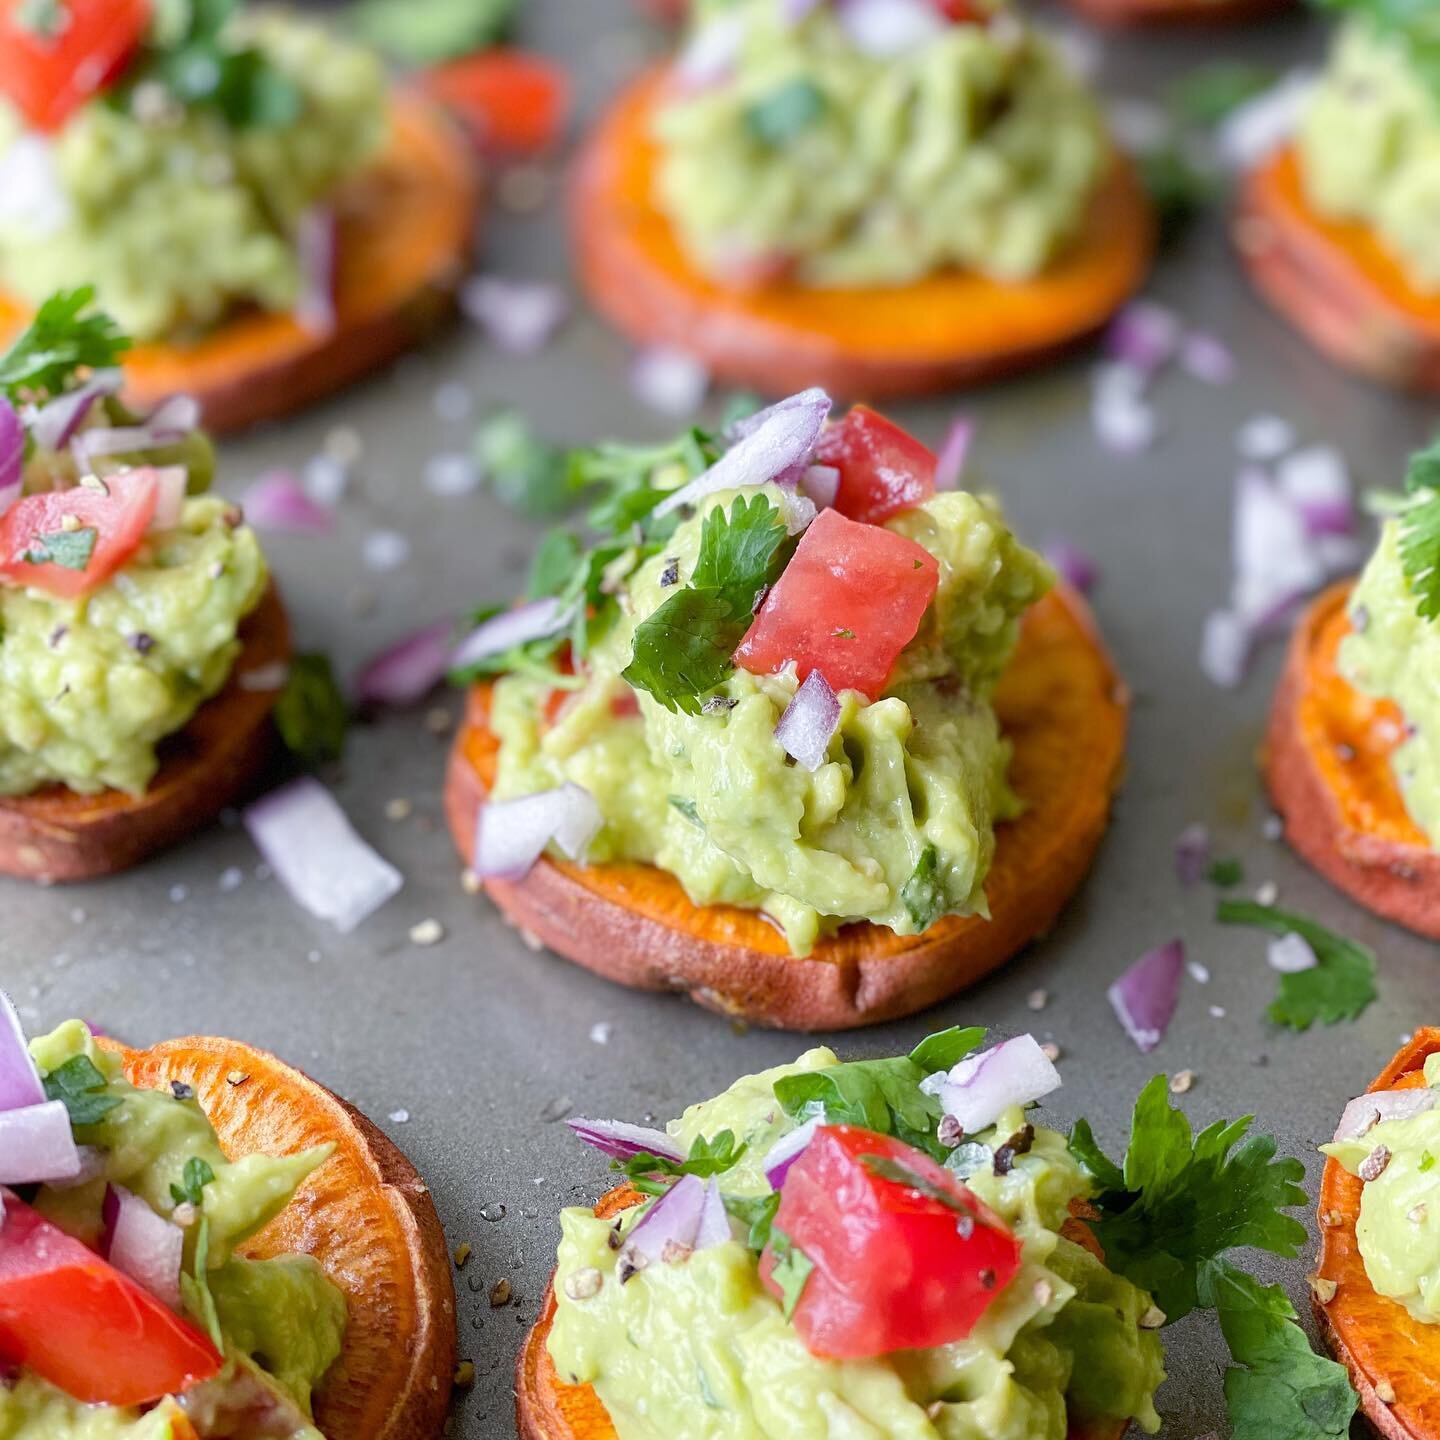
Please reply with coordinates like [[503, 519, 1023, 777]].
[[900, 844, 946, 931], [1168, 62, 1280, 125], [1216, 900, 1378, 1029], [746, 80, 826, 146], [179, 1213, 225, 1349], [1198, 1258, 1357, 1440], [351, 0, 517, 64], [0, 288, 130, 404], [275, 653, 349, 767], [1399, 488, 1440, 622], [475, 411, 575, 519], [723, 1191, 781, 1252], [42, 1054, 123, 1127], [24, 527, 97, 572], [169, 1155, 217, 1208], [861, 1154, 974, 1217], [617, 1130, 747, 1195], [1207, 857, 1245, 888], [669, 794, 703, 828], [907, 1026, 987, 1076], [1071, 1075, 1308, 1323], [527, 529, 583, 600], [765, 1227, 815, 1318]]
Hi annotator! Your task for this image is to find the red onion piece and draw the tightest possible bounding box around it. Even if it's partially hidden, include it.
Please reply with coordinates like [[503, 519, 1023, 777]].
[[1276, 446, 1353, 539], [1173, 823, 1211, 886], [694, 1176, 731, 1249], [919, 1034, 1062, 1135], [148, 466, 189, 533], [1091, 363, 1156, 454], [774, 669, 840, 772], [450, 598, 573, 672], [1108, 939, 1184, 1054], [461, 276, 570, 356], [799, 464, 839, 510], [473, 784, 602, 880], [1105, 301, 1180, 376], [934, 416, 974, 492], [1216, 71, 1315, 174], [674, 12, 745, 89], [837, 0, 948, 56], [103, 1184, 183, 1310], [761, 1117, 819, 1191], [241, 469, 335, 535], [0, 1100, 81, 1184], [1043, 538, 1098, 595], [618, 1175, 731, 1278], [0, 991, 44, 1112], [1179, 332, 1235, 386], [1333, 1089, 1439, 1144], [0, 399, 21, 514], [26, 369, 122, 453], [1267, 933, 1318, 974], [355, 621, 455, 709], [1231, 465, 1327, 629], [1199, 608, 1250, 689], [566, 1118, 685, 1164], [631, 346, 710, 418], [296, 208, 338, 338], [243, 778, 403, 934], [44, 1144, 108, 1190]]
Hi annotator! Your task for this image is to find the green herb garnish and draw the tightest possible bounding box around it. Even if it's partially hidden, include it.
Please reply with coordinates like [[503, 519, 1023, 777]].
[[0, 288, 129, 406], [275, 652, 349, 766], [723, 1191, 781, 1253], [746, 79, 826, 147], [1397, 435, 1440, 620], [900, 844, 946, 931], [351, 0, 517, 64], [618, 1130, 748, 1196], [12, 0, 64, 39], [1168, 63, 1280, 125], [169, 1155, 217, 1208], [179, 1214, 225, 1349], [669, 794, 703, 827], [24, 527, 97, 572], [1207, 857, 1245, 888], [474, 411, 574, 520], [42, 1054, 122, 1127], [765, 1227, 815, 1319]]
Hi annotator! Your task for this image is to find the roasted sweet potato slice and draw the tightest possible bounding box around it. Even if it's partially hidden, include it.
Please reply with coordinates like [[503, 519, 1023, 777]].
[[0, 585, 291, 884], [516, 1185, 1125, 1440], [1065, 0, 1291, 24], [444, 584, 1128, 1031], [1313, 1027, 1440, 1440], [1237, 146, 1440, 394], [571, 70, 1153, 400], [0, 93, 478, 435], [1265, 581, 1440, 939], [103, 1034, 457, 1440]]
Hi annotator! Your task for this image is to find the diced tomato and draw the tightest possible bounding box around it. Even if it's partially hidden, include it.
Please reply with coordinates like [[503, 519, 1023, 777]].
[[0, 469, 159, 600], [421, 50, 571, 157], [734, 507, 938, 700], [814, 405, 937, 526], [0, 0, 151, 132], [0, 1190, 222, 1407], [758, 1127, 1021, 1360]]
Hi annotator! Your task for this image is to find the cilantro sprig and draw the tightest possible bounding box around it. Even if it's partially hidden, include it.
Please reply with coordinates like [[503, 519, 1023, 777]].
[[1396, 435, 1440, 620], [170, 1155, 217, 1208], [617, 1130, 748, 1196], [0, 288, 129, 406], [42, 1054, 122, 1127], [1313, 0, 1440, 98]]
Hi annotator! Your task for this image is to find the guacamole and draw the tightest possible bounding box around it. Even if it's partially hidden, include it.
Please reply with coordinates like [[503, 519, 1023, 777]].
[[654, 0, 1109, 288], [2, 1020, 346, 1440], [490, 484, 1050, 954], [1321, 1053, 1440, 1325], [1297, 20, 1440, 296], [1338, 521, 1440, 845], [0, 13, 387, 341], [548, 1048, 1165, 1440]]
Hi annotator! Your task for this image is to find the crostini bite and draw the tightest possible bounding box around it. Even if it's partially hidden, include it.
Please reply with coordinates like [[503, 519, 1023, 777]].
[[0, 1, 477, 432], [445, 391, 1127, 1029], [574, 0, 1153, 398], [1266, 439, 1440, 937], [1237, 8, 1440, 391], [0, 998, 455, 1440], [0, 290, 290, 883]]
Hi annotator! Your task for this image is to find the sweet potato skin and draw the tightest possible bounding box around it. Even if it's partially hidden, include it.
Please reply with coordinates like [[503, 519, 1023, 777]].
[[444, 584, 1128, 1031], [105, 1034, 457, 1440], [1237, 147, 1440, 394], [0, 585, 291, 884], [1265, 582, 1440, 939], [1313, 1028, 1440, 1440], [0, 93, 479, 435], [571, 70, 1153, 400]]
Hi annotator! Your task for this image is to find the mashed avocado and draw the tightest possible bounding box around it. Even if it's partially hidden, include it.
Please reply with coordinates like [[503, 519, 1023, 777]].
[[548, 1049, 1165, 1440], [654, 0, 1108, 288], [1321, 1054, 1440, 1324], [0, 14, 386, 341], [0, 495, 267, 798], [1298, 21, 1440, 296], [3, 1021, 346, 1440], [490, 484, 1050, 954], [1338, 521, 1440, 844]]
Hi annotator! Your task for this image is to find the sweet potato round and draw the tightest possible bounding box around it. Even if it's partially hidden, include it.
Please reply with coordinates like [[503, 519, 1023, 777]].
[[571, 69, 1154, 400], [1264, 582, 1440, 939], [1312, 1028, 1440, 1440], [103, 1034, 457, 1440], [1065, 0, 1291, 24], [1237, 146, 1440, 394], [0, 93, 479, 435], [444, 584, 1128, 1031], [0, 585, 291, 884]]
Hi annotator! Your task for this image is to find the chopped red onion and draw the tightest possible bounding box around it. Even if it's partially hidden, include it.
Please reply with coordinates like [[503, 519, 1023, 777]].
[[44, 1145, 108, 1190], [1173, 823, 1212, 886], [631, 346, 710, 417], [355, 621, 455, 709], [799, 464, 839, 510], [26, 369, 122, 452], [934, 417, 974, 492], [1267, 932, 1318, 974], [0, 399, 21, 516], [837, 0, 948, 56], [142, 393, 202, 437], [1043, 538, 1098, 595], [0, 134, 70, 235], [1108, 940, 1184, 1054], [618, 1175, 731, 1279], [103, 1185, 183, 1310], [1333, 1089, 1439, 1144], [1215, 71, 1315, 174], [0, 992, 44, 1112], [473, 784, 602, 880], [774, 669, 840, 771], [694, 1176, 731, 1249], [1105, 301, 1180, 376], [775, 488, 817, 536], [1231, 466, 1327, 629], [761, 1118, 819, 1191], [461, 276, 570, 356], [1235, 414, 1296, 462], [1179, 332, 1235, 386], [566, 1117, 685, 1164], [0, 1101, 81, 1185], [296, 208, 338, 337], [1276, 446, 1353, 538], [1091, 363, 1156, 454], [450, 598, 573, 672], [919, 1034, 1062, 1136], [241, 470, 335, 535], [674, 12, 746, 89], [1199, 609, 1250, 689], [243, 778, 403, 934], [148, 466, 189, 533]]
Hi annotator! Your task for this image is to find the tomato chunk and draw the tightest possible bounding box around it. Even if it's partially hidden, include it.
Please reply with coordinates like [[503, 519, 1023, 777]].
[[814, 405, 937, 526], [734, 507, 938, 700], [759, 1127, 1021, 1359], [0, 1190, 221, 1407], [422, 50, 571, 156], [0, 0, 151, 132], [0, 469, 159, 600]]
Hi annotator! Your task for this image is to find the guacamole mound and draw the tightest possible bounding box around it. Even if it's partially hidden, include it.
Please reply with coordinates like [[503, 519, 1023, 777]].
[[0, 495, 268, 798], [654, 0, 1109, 289], [548, 1049, 1165, 1440], [490, 484, 1051, 954], [1321, 1054, 1440, 1324], [1338, 521, 1440, 845], [1298, 21, 1440, 296], [2, 1021, 346, 1440], [0, 14, 387, 341]]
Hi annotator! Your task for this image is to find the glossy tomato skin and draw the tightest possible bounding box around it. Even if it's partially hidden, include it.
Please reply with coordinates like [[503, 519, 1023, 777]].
[[0, 469, 159, 600], [814, 405, 937, 526], [759, 1127, 1021, 1360], [0, 0, 151, 132], [422, 50, 571, 156], [734, 507, 938, 700], [0, 1190, 222, 1406]]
